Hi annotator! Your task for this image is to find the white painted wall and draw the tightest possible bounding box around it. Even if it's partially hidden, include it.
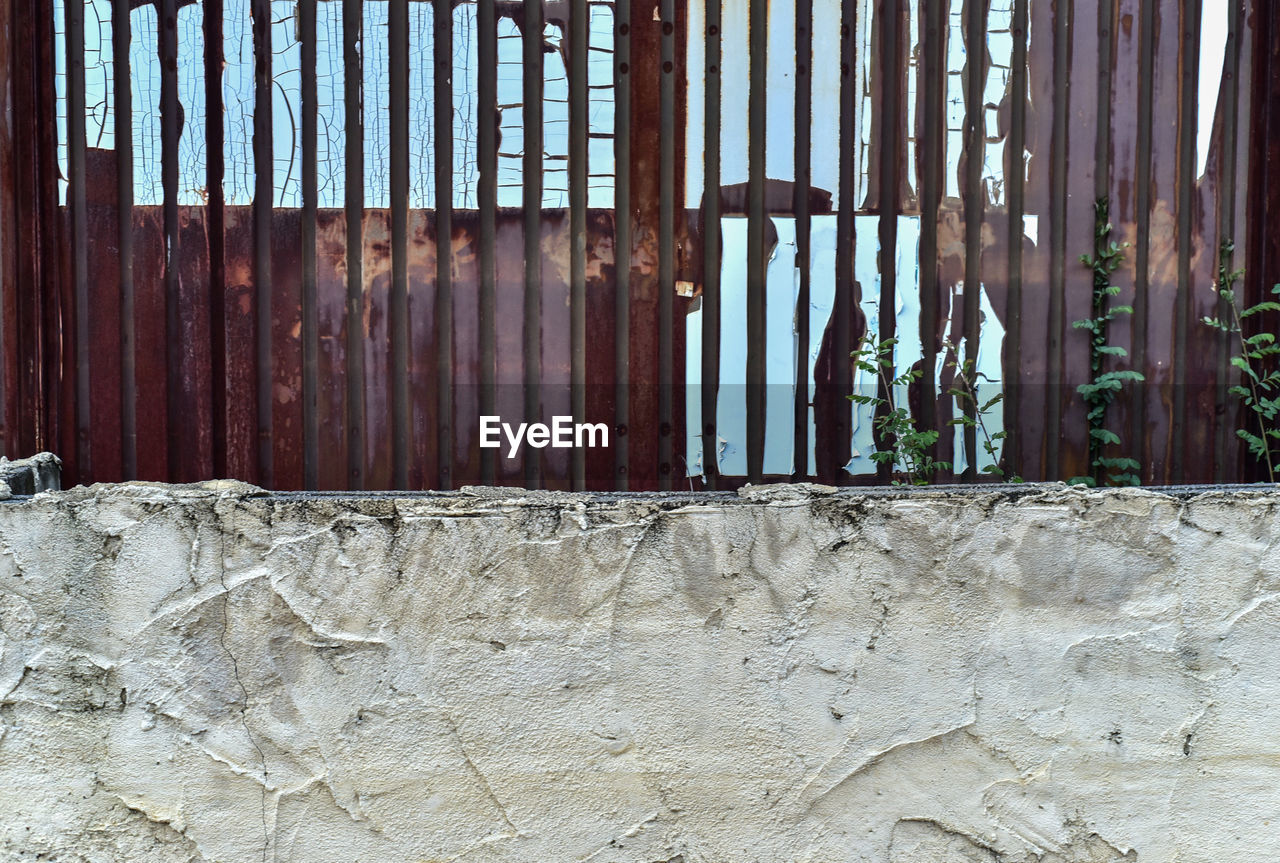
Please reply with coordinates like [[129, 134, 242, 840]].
[[3, 482, 1279, 861]]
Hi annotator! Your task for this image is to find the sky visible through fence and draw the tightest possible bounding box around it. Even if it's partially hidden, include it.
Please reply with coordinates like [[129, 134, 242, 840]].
[[44, 1, 1247, 488]]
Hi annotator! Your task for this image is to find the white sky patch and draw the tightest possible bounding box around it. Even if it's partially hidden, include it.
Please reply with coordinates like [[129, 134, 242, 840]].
[[1198, 5, 1229, 179]]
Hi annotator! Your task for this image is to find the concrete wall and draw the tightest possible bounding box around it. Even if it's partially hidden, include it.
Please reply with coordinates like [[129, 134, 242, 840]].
[[1, 482, 1278, 862]]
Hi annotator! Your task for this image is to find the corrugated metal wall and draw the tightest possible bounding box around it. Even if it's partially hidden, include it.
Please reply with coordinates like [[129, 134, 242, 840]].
[[0, 0, 1274, 490]]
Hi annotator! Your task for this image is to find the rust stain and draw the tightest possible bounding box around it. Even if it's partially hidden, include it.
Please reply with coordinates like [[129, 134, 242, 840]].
[[16, 0, 1260, 488]]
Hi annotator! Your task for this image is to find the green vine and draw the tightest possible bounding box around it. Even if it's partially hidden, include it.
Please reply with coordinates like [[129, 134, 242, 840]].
[[850, 335, 951, 485], [1202, 240, 1280, 482], [943, 342, 1021, 482], [1070, 198, 1143, 487]]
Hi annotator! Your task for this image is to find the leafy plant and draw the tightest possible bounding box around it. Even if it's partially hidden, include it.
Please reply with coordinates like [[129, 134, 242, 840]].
[[850, 335, 950, 485], [1070, 198, 1144, 487], [943, 342, 1021, 482], [1202, 240, 1280, 482]]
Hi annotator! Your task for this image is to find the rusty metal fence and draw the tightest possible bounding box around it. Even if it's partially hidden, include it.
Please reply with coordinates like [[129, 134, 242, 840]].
[[0, 0, 1274, 490]]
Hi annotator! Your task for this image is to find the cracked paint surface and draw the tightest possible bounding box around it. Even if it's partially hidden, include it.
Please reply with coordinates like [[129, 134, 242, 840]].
[[1, 482, 1279, 861]]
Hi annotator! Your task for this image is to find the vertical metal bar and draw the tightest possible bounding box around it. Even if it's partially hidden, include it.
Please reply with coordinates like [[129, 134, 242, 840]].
[[205, 0, 225, 480], [523, 0, 544, 488], [67, 0, 89, 479], [1094, 0, 1114, 200], [793, 0, 811, 480], [1130, 0, 1154, 478], [0, 0, 8, 458], [615, 0, 632, 490], [918, 0, 943, 464], [1214, 0, 1242, 480], [478, 0, 497, 485], [659, 0, 675, 489], [701, 0, 720, 489], [1045, 0, 1070, 479], [1170, 0, 1200, 483], [344, 0, 365, 489], [746, 0, 767, 484], [160, 0, 182, 480], [389, 0, 409, 488], [1004, 0, 1028, 476], [301, 0, 319, 489], [252, 0, 273, 485], [570, 0, 589, 489], [434, 0, 454, 490], [1248, 0, 1280, 480], [962, 0, 986, 477], [114, 0, 136, 479], [12, 0, 57, 459], [833, 0, 856, 484], [877, 0, 900, 483]]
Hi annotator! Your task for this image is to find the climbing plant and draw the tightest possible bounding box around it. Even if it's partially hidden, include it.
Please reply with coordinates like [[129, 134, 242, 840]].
[[1070, 198, 1143, 487], [1202, 240, 1280, 482], [850, 335, 950, 485], [943, 343, 1021, 482]]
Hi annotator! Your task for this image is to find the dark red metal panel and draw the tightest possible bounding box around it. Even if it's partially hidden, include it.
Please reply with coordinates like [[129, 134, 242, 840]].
[[0, 0, 14, 462], [450, 213, 482, 488], [585, 210, 618, 490], [625, 0, 663, 492], [86, 157, 122, 483], [494, 211, 527, 485], [270, 208, 304, 490], [1246, 0, 1280, 481], [222, 207, 260, 484], [540, 209, 573, 491], [407, 208, 439, 491], [1, 0, 1272, 490], [1142, 0, 1184, 484], [1014, 0, 1054, 483], [1059, 0, 1103, 483], [131, 209, 169, 482], [1105, 0, 1142, 485], [315, 210, 350, 491], [361, 210, 394, 490]]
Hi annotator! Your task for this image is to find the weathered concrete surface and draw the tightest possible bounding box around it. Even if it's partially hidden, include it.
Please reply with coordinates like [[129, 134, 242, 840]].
[[0, 452, 62, 498], [1, 482, 1278, 861]]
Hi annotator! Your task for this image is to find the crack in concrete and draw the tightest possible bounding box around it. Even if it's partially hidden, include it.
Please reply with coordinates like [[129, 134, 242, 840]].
[[212, 498, 271, 863], [443, 711, 522, 837]]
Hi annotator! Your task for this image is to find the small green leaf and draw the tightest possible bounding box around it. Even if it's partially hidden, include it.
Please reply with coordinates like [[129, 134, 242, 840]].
[[1241, 302, 1280, 317]]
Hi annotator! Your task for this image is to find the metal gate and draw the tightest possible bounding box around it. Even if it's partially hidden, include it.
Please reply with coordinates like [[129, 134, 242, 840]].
[[0, 0, 1273, 490]]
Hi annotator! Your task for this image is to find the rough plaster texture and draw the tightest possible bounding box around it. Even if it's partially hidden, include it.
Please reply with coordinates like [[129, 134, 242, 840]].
[[1, 481, 1279, 862]]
